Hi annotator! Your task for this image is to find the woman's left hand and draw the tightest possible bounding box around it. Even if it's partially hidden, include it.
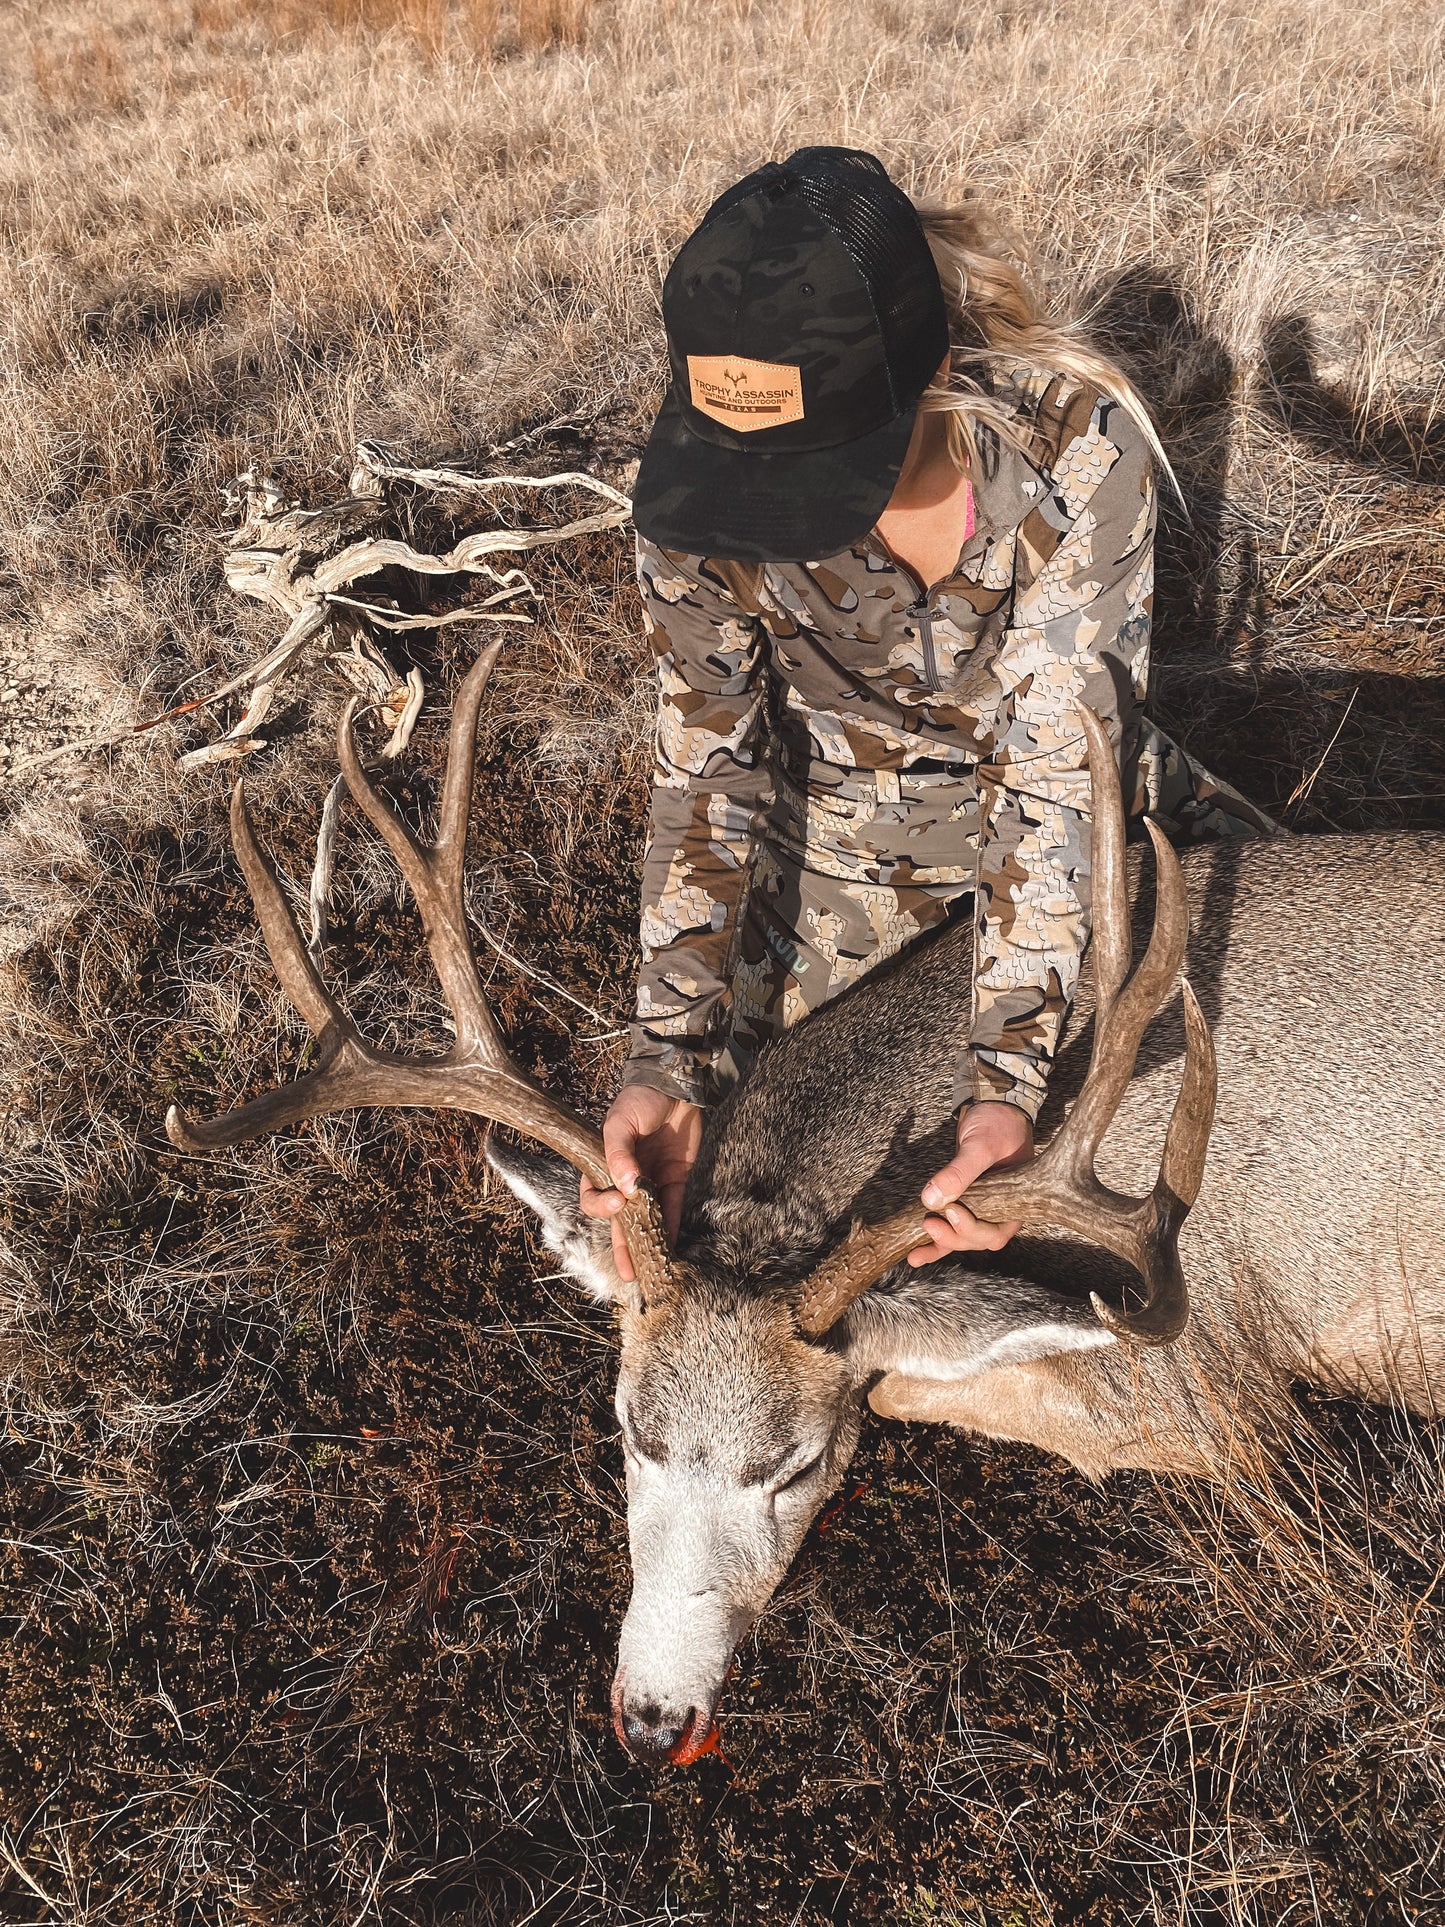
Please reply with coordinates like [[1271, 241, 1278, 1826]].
[[909, 1101, 1035, 1266]]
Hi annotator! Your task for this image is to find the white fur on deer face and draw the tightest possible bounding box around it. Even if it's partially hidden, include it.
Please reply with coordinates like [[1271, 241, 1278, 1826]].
[[487, 1139, 1118, 1765], [610, 1290, 860, 1763]]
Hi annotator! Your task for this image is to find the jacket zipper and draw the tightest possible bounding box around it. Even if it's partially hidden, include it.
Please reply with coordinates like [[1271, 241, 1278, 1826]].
[[908, 597, 941, 691], [873, 531, 947, 693]]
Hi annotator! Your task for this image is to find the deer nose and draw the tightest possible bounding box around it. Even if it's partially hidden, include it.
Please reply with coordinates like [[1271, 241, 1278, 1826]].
[[618, 1704, 687, 1765]]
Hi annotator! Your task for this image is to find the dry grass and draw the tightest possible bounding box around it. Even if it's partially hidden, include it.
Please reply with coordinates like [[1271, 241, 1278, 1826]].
[[1, 0, 1444, 1920]]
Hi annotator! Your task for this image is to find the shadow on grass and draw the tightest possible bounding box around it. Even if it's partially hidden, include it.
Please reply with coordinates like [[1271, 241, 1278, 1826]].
[[1084, 262, 1445, 838]]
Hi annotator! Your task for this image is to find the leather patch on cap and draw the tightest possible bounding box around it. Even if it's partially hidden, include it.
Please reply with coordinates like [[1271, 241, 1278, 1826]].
[[687, 355, 804, 432]]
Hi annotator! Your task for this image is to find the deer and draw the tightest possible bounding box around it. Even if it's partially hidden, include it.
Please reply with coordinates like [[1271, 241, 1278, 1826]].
[[167, 641, 1445, 1769]]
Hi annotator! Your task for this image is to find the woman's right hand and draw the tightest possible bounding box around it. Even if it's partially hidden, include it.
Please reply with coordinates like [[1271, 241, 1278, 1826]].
[[579, 1086, 703, 1283]]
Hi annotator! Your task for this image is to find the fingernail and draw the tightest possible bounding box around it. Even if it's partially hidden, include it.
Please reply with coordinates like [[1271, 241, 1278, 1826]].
[[620, 1173, 637, 1197], [921, 1183, 942, 1208]]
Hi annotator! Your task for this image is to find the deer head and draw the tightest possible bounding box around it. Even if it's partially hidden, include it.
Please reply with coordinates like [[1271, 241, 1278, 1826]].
[[168, 645, 1214, 1767]]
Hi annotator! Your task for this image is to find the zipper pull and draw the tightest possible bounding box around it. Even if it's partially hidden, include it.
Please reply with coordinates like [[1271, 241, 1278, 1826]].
[[907, 598, 941, 691]]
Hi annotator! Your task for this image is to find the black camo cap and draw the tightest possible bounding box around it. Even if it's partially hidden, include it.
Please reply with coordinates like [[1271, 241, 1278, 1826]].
[[631, 146, 950, 563]]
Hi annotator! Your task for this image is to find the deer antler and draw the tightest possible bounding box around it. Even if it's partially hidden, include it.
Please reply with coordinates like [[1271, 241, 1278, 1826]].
[[165, 643, 678, 1304], [792, 704, 1215, 1346]]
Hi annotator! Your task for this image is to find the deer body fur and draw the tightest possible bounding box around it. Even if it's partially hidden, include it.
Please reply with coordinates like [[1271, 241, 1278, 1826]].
[[825, 832, 1445, 1476]]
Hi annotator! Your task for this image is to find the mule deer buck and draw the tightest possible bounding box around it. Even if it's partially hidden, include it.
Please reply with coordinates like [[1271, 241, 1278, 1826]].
[[168, 643, 1445, 1768]]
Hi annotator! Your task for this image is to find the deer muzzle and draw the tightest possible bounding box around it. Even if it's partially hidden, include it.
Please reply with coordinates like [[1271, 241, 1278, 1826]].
[[611, 1668, 720, 1766]]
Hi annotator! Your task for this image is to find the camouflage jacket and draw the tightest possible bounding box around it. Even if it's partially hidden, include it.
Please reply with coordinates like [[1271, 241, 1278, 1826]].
[[624, 366, 1157, 1121]]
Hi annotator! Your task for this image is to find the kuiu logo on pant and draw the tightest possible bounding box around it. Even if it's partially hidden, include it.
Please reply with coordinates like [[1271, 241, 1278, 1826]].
[[763, 923, 811, 976]]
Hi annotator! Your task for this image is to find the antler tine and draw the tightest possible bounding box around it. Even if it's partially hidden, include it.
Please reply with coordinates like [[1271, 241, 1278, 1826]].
[[1085, 976, 1216, 1342], [230, 776, 345, 1039], [1157, 979, 1217, 1215], [437, 638, 498, 862], [793, 703, 1215, 1346], [336, 642, 508, 1067], [163, 647, 680, 1307], [165, 780, 387, 1154], [1047, 817, 1188, 1191]]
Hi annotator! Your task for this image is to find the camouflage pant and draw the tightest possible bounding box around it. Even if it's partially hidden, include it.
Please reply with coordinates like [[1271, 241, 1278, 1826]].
[[716, 723, 1276, 1094]]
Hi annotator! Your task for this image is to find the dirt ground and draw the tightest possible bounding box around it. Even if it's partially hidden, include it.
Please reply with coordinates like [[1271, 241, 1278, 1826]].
[[2, 2, 1445, 1922]]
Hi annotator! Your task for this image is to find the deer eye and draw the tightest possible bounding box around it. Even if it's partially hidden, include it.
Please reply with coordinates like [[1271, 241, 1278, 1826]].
[[774, 1449, 826, 1494], [620, 1435, 656, 1473]]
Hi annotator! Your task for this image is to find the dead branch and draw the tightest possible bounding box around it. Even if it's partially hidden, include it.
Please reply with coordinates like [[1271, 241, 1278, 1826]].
[[9, 448, 632, 780]]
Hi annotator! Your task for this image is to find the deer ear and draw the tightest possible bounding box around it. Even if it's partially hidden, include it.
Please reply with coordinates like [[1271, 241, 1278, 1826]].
[[485, 1139, 630, 1305], [839, 1268, 1117, 1381]]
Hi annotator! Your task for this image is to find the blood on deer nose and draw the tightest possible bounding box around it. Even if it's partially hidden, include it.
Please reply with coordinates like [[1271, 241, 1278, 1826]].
[[619, 1705, 686, 1764]]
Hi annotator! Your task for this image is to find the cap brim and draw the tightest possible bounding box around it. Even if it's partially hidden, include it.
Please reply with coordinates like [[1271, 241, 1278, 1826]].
[[630, 385, 917, 562]]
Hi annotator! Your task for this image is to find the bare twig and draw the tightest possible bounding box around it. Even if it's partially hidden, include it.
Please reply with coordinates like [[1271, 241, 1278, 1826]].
[[1283, 687, 1358, 814], [307, 775, 347, 970], [0, 1828, 65, 1917], [472, 916, 626, 1034]]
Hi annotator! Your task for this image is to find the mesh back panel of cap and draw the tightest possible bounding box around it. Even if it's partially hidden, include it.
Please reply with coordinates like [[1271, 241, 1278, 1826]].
[[784, 147, 945, 411]]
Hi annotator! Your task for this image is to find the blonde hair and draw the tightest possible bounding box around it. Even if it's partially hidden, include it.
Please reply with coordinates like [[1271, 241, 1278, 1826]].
[[914, 198, 1180, 501]]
